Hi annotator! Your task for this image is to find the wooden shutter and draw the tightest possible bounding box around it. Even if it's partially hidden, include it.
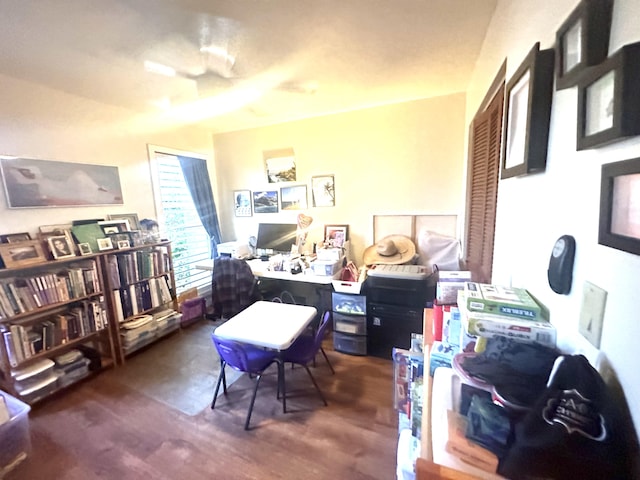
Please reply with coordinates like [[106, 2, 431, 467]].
[[464, 83, 504, 284]]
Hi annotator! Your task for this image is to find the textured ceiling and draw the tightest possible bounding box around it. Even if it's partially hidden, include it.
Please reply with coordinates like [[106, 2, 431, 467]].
[[0, 0, 497, 133]]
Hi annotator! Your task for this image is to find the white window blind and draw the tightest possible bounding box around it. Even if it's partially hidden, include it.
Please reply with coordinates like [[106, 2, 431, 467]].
[[151, 151, 211, 295]]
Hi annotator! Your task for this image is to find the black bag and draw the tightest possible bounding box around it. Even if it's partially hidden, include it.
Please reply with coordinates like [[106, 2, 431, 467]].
[[498, 354, 632, 479]]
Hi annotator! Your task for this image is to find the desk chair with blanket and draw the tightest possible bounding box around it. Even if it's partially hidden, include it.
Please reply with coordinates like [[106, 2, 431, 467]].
[[211, 257, 262, 320]]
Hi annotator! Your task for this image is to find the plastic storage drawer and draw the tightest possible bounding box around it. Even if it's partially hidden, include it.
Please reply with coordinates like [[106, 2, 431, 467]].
[[0, 391, 31, 476], [333, 312, 367, 335], [333, 332, 367, 355], [332, 292, 366, 315]]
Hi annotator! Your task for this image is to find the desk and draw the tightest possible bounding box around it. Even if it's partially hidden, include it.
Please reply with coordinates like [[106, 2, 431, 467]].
[[213, 300, 318, 413]]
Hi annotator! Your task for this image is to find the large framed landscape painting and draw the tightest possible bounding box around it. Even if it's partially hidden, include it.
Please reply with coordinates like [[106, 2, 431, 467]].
[[0, 157, 124, 208]]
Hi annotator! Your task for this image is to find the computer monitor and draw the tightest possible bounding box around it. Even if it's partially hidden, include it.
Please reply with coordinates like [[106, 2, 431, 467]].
[[255, 223, 297, 254]]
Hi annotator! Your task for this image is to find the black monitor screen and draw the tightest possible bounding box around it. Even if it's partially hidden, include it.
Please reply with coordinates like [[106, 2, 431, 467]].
[[255, 223, 298, 253]]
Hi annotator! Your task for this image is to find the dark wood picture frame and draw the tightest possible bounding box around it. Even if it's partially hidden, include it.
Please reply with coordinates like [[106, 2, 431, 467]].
[[577, 42, 640, 150], [555, 0, 613, 90], [501, 42, 555, 180], [324, 224, 349, 248], [0, 240, 47, 268], [598, 157, 640, 256], [0, 232, 32, 243]]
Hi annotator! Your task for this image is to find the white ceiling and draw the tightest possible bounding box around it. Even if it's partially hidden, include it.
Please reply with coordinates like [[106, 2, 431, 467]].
[[0, 0, 497, 134]]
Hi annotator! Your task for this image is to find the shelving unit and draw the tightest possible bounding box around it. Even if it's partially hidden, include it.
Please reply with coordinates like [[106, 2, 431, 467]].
[[0, 254, 117, 404], [332, 289, 367, 355], [100, 241, 180, 364]]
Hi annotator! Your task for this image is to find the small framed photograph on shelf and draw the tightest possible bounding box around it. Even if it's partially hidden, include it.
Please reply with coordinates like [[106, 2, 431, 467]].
[[234, 190, 252, 217], [501, 42, 555, 180], [577, 42, 640, 150], [0, 232, 32, 243], [598, 157, 640, 255], [47, 235, 76, 260], [96, 237, 114, 251], [78, 242, 93, 256], [107, 213, 140, 230], [116, 240, 131, 249], [98, 219, 130, 235], [324, 225, 349, 248], [0, 240, 47, 268], [555, 0, 613, 90]]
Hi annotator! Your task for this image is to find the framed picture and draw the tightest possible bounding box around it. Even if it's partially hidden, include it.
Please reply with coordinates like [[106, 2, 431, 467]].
[[311, 175, 335, 207], [324, 225, 349, 248], [47, 235, 76, 260], [0, 157, 123, 208], [252, 190, 279, 214], [234, 190, 252, 217], [0, 240, 47, 268], [78, 242, 93, 256], [501, 42, 555, 180], [555, 0, 613, 90], [117, 240, 131, 249], [280, 185, 308, 210], [577, 42, 640, 150], [598, 157, 640, 255], [96, 237, 114, 251], [0, 232, 32, 243], [263, 148, 296, 183], [107, 213, 140, 230], [98, 219, 130, 235]]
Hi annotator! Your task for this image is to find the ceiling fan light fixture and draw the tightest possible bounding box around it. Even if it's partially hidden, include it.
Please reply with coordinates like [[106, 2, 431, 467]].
[[199, 45, 236, 68], [144, 60, 176, 77]]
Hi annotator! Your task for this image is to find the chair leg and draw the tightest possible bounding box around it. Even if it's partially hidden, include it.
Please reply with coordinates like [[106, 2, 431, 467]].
[[320, 347, 335, 374], [302, 365, 328, 406], [244, 372, 265, 430], [211, 361, 227, 409], [221, 358, 227, 392]]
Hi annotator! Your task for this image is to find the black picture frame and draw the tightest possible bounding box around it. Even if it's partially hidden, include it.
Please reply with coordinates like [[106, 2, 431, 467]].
[[501, 42, 555, 180], [555, 0, 613, 90], [577, 42, 640, 150], [598, 157, 640, 256]]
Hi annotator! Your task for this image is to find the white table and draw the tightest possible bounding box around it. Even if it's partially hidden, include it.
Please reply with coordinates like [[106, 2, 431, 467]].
[[213, 300, 318, 413]]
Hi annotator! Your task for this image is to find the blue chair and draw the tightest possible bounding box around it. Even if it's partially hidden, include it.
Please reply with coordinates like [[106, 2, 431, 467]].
[[211, 333, 278, 430], [280, 310, 332, 406]]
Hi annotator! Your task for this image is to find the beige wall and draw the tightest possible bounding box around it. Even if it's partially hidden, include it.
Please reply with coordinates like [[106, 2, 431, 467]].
[[213, 93, 467, 265], [0, 74, 214, 236], [466, 0, 640, 439]]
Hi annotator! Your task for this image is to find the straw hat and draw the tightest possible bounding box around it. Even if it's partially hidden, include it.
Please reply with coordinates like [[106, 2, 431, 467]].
[[363, 235, 416, 266]]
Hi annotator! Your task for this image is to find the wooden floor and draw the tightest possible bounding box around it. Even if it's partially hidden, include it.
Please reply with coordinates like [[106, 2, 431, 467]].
[[6, 324, 399, 480]]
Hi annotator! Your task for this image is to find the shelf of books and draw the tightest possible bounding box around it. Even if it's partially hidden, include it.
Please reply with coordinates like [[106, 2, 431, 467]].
[[101, 241, 181, 364], [0, 255, 117, 405]]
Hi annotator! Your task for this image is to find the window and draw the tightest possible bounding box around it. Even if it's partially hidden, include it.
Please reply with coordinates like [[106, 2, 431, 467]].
[[148, 146, 212, 295], [464, 66, 505, 284]]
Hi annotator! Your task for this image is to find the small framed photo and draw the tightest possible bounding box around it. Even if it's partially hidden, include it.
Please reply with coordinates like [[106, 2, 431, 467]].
[[252, 190, 279, 214], [116, 240, 131, 249], [47, 235, 76, 260], [98, 219, 130, 235], [577, 42, 640, 150], [96, 237, 114, 251], [280, 185, 308, 210], [78, 242, 93, 256], [324, 225, 349, 248], [107, 213, 140, 230], [0, 232, 32, 243], [555, 0, 613, 90], [311, 175, 335, 207], [598, 157, 640, 255], [501, 43, 555, 179], [0, 240, 47, 268], [234, 190, 252, 217]]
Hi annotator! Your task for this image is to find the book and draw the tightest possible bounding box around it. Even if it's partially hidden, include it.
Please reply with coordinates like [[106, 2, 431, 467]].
[[445, 409, 498, 473], [464, 282, 543, 320]]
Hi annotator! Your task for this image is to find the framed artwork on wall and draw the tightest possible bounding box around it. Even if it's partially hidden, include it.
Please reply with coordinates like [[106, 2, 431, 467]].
[[311, 175, 335, 207], [577, 42, 640, 150], [555, 0, 613, 90], [598, 157, 640, 256], [252, 190, 279, 214], [501, 42, 555, 180], [280, 185, 308, 210], [234, 190, 252, 217], [263, 148, 296, 183]]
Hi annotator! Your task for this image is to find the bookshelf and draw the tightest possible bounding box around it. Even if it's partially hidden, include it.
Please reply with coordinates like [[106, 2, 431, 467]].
[[100, 241, 180, 364], [0, 253, 117, 404]]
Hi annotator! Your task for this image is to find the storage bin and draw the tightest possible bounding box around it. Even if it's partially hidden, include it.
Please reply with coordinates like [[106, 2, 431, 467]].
[[332, 292, 366, 315], [333, 332, 367, 355], [333, 312, 367, 335], [0, 391, 31, 476]]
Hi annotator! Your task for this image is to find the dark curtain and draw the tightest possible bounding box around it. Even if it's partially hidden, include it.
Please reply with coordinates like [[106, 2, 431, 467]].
[[178, 155, 221, 258]]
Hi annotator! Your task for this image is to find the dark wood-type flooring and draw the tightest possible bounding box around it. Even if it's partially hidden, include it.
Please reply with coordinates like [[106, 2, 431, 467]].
[[6, 322, 399, 480]]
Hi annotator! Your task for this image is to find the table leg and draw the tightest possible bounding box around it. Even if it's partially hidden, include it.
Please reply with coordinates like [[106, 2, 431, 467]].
[[278, 357, 287, 413]]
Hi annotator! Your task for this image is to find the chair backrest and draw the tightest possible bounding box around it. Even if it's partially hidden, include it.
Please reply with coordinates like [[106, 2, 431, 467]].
[[211, 257, 262, 319], [313, 310, 332, 351], [211, 333, 252, 373]]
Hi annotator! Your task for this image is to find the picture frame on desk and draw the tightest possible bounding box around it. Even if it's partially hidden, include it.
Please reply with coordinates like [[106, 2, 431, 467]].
[[501, 42, 555, 179], [324, 224, 349, 248], [598, 157, 640, 256], [555, 0, 613, 90], [577, 42, 640, 150], [0, 240, 47, 268]]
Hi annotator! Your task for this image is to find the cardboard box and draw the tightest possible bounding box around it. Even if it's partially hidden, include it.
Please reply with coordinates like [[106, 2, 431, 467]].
[[464, 282, 543, 320], [436, 271, 472, 304], [429, 341, 456, 376]]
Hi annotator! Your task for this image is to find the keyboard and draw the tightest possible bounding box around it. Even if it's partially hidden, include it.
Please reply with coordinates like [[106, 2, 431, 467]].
[[367, 264, 429, 280]]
